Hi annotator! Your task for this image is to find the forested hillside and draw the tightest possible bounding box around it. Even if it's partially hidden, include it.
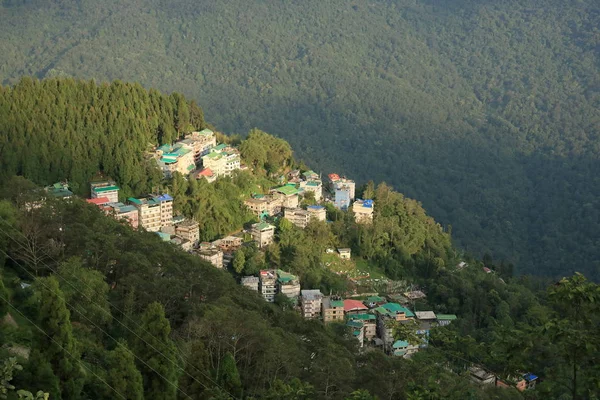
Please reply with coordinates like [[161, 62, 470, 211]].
[[0, 80, 598, 399], [1, 0, 599, 279]]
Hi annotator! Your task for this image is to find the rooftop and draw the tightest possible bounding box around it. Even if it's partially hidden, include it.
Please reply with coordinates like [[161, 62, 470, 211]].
[[393, 340, 409, 349], [436, 314, 457, 321], [348, 313, 376, 321], [301, 289, 323, 301], [366, 295, 385, 303], [87, 197, 110, 205], [343, 299, 369, 313], [307, 205, 325, 211], [415, 311, 437, 320], [274, 185, 299, 196], [253, 222, 274, 231], [92, 185, 119, 193], [346, 320, 363, 329], [380, 303, 415, 318]]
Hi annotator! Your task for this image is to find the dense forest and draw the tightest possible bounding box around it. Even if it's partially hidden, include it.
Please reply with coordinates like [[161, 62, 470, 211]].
[[0, 0, 599, 279], [1, 80, 599, 399]]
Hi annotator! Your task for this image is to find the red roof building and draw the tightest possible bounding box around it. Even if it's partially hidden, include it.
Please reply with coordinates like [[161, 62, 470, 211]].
[[344, 299, 369, 315], [328, 173, 341, 182], [86, 197, 110, 206]]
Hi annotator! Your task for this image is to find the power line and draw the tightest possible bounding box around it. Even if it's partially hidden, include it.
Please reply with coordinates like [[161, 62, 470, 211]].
[[0, 292, 127, 400], [0, 216, 237, 399], [0, 247, 194, 400]]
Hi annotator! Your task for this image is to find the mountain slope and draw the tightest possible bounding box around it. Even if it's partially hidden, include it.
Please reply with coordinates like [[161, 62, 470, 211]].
[[0, 0, 599, 279]]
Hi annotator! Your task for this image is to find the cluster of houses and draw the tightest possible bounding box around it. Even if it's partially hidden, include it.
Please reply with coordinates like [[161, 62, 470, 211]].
[[154, 129, 243, 182], [297, 290, 457, 356], [241, 269, 301, 302]]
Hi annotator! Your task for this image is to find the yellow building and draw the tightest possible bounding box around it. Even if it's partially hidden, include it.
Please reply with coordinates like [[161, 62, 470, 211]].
[[128, 194, 173, 232]]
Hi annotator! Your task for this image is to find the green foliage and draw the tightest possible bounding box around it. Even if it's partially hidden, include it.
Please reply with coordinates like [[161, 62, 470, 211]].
[[100, 341, 144, 400], [0, 275, 8, 317], [34, 275, 83, 399], [217, 353, 241, 398], [345, 389, 379, 400], [0, 78, 204, 197], [239, 129, 293, 176], [391, 319, 422, 346], [263, 378, 315, 400], [133, 302, 179, 400], [232, 250, 245, 275], [2, 0, 598, 279], [178, 340, 211, 399]]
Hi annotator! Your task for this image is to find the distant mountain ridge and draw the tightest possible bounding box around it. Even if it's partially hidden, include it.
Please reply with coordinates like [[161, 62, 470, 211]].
[[0, 0, 598, 279]]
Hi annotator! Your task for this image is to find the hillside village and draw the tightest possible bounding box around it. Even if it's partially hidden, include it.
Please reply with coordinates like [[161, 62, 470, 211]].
[[42, 129, 538, 393]]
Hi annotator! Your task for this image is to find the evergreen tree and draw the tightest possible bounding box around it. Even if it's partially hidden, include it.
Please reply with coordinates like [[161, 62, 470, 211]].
[[35, 276, 83, 399], [217, 353, 241, 399], [133, 302, 179, 400], [0, 274, 8, 317], [178, 340, 211, 399], [104, 341, 144, 400], [232, 250, 245, 275]]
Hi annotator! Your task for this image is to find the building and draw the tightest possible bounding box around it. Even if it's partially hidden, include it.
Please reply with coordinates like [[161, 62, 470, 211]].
[[284, 208, 311, 229], [330, 176, 355, 205], [302, 170, 319, 181], [244, 195, 285, 218], [415, 311, 437, 322], [469, 367, 496, 386], [259, 270, 278, 303], [90, 181, 119, 203], [436, 314, 457, 327], [241, 276, 259, 292], [170, 236, 192, 251], [156, 143, 196, 178], [195, 168, 217, 183], [364, 296, 386, 308], [181, 129, 217, 164], [299, 180, 323, 201], [128, 194, 173, 232], [210, 236, 243, 253], [44, 182, 73, 199], [348, 314, 377, 339], [86, 197, 110, 206], [392, 340, 419, 358], [334, 184, 352, 210], [337, 248, 351, 260], [201, 147, 241, 178], [347, 320, 365, 347], [352, 199, 374, 224], [272, 186, 299, 209], [307, 205, 326, 222], [175, 219, 200, 245], [343, 299, 369, 315], [196, 247, 224, 269], [301, 289, 323, 319], [374, 303, 415, 351], [276, 270, 301, 299], [251, 222, 275, 248], [106, 202, 139, 229], [322, 296, 345, 322]]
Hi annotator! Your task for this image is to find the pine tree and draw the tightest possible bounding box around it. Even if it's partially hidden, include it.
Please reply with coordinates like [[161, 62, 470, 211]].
[[217, 353, 241, 398], [104, 341, 144, 400], [35, 276, 83, 399], [178, 340, 210, 399], [133, 302, 179, 400], [0, 275, 8, 317]]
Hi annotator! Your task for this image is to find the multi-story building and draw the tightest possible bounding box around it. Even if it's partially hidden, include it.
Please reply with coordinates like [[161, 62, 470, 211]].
[[334, 184, 352, 210], [307, 205, 327, 222], [90, 181, 119, 203], [175, 219, 200, 245], [259, 270, 278, 303], [343, 299, 369, 316], [108, 202, 139, 229], [284, 208, 311, 229], [374, 303, 415, 352], [251, 222, 275, 248], [299, 180, 323, 201], [244, 195, 284, 218], [301, 289, 323, 319], [276, 270, 301, 299], [156, 143, 196, 178], [128, 194, 173, 232], [347, 320, 365, 347], [241, 276, 259, 292], [302, 170, 319, 181], [212, 236, 243, 252], [322, 296, 345, 322], [352, 199, 374, 224], [272, 186, 299, 209], [201, 147, 241, 178], [180, 129, 217, 164], [196, 247, 224, 269], [348, 314, 377, 339]]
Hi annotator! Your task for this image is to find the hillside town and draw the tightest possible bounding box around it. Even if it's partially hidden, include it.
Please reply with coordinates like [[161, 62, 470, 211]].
[[42, 129, 537, 394]]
